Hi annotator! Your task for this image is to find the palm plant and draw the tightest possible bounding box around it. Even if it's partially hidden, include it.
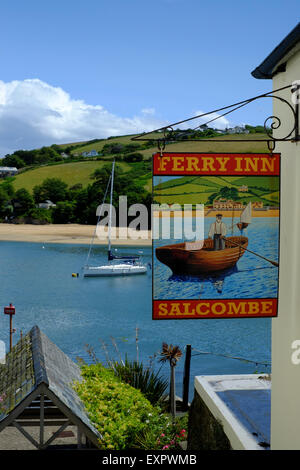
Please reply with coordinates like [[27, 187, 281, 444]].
[[112, 356, 168, 405], [159, 343, 182, 420]]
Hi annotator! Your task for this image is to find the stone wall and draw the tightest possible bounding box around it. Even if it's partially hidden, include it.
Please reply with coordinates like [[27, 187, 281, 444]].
[[187, 391, 231, 450]]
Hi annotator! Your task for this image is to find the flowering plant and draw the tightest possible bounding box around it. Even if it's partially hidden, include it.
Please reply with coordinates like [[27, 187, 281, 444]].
[[136, 414, 188, 450], [0, 394, 6, 415], [158, 428, 187, 450]]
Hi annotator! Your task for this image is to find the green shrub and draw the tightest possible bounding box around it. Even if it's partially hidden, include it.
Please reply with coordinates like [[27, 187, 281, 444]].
[[74, 363, 189, 450], [74, 363, 161, 449], [25, 207, 53, 223]]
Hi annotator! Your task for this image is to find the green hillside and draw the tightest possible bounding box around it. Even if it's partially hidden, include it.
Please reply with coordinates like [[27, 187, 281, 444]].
[[65, 132, 270, 159], [12, 161, 132, 193], [0, 131, 276, 224], [154, 175, 280, 206], [7, 132, 271, 196]]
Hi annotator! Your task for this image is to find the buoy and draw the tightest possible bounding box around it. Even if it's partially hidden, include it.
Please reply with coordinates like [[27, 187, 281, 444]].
[[72, 273, 78, 277]]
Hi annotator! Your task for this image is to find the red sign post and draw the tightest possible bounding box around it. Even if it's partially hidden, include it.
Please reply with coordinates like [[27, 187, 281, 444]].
[[4, 303, 15, 351]]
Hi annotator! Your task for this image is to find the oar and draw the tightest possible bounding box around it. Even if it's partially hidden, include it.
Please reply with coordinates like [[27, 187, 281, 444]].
[[224, 238, 279, 267]]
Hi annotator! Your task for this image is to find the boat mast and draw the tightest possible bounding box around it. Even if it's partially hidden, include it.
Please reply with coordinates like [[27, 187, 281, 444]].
[[108, 160, 115, 256]]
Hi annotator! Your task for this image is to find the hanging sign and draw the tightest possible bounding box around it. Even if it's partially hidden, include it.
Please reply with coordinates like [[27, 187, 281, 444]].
[[152, 152, 280, 319]]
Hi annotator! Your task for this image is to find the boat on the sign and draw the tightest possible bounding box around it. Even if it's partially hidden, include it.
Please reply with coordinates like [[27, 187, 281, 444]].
[[155, 236, 248, 275]]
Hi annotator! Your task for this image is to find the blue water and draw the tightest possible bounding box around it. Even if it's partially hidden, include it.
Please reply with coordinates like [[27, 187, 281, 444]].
[[0, 240, 271, 401], [154, 217, 279, 300]]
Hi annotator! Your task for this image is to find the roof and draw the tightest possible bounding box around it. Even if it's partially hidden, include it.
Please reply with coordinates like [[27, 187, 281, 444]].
[[0, 330, 35, 416], [0, 326, 100, 445], [0, 167, 18, 172], [251, 22, 300, 79]]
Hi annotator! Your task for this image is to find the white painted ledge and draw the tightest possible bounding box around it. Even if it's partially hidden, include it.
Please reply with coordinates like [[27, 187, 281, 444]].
[[194, 374, 271, 450]]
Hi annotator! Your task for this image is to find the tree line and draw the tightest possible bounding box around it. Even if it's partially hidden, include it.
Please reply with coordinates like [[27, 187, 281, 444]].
[[0, 162, 152, 226], [1, 140, 154, 169]]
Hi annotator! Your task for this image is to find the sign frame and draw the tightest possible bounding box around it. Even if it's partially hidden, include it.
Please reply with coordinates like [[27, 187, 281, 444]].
[[152, 152, 280, 320]]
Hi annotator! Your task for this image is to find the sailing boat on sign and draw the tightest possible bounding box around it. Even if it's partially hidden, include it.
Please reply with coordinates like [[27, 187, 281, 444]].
[[237, 202, 252, 231], [83, 161, 147, 277]]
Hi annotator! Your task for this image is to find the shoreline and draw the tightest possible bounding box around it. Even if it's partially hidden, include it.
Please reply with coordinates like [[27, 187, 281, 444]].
[[0, 211, 279, 245], [154, 209, 279, 218], [0, 224, 152, 246]]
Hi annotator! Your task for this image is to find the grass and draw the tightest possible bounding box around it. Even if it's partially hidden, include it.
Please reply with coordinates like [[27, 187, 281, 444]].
[[154, 174, 280, 205], [156, 133, 271, 153], [68, 134, 140, 155], [12, 161, 131, 192]]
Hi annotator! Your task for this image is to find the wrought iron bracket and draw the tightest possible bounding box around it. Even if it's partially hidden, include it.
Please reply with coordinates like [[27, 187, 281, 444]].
[[132, 84, 300, 152]]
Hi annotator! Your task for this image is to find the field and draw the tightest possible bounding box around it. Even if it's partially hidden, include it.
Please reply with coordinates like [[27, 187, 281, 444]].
[[153, 174, 280, 206], [65, 132, 271, 159], [146, 133, 270, 155], [12, 161, 131, 192], [64, 134, 140, 155]]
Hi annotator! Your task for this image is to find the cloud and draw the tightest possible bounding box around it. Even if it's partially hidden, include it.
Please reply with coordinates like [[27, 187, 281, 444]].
[[141, 107, 156, 116], [193, 110, 231, 130], [0, 79, 166, 156]]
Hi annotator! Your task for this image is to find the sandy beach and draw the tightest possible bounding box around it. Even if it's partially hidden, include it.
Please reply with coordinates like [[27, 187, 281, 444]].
[[0, 209, 279, 245], [0, 224, 152, 246]]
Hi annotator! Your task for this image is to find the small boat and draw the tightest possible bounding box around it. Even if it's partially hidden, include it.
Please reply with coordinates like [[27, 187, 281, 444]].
[[155, 236, 248, 275], [237, 202, 251, 231], [83, 262, 147, 277], [83, 160, 147, 277]]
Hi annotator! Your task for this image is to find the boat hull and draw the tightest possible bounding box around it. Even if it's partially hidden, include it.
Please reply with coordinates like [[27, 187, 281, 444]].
[[155, 237, 248, 275], [83, 263, 147, 277]]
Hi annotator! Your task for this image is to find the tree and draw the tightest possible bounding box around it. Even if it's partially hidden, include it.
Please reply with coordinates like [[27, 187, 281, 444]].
[[159, 343, 182, 421], [26, 207, 52, 223], [33, 178, 68, 203], [1, 154, 25, 168], [52, 201, 75, 223], [13, 188, 35, 216], [90, 165, 112, 184], [1, 181, 15, 198], [0, 188, 10, 217], [123, 152, 143, 162]]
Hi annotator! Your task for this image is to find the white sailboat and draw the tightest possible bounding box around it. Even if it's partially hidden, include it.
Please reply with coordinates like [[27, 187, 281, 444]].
[[83, 161, 148, 277], [237, 202, 252, 231]]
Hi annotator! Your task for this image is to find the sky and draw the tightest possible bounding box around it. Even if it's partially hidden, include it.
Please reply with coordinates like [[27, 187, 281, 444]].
[[0, 0, 298, 156]]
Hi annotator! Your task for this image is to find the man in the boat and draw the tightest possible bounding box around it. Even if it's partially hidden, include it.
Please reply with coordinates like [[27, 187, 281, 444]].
[[208, 213, 227, 250]]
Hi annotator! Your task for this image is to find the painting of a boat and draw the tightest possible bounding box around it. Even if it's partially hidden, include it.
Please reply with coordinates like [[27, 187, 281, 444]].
[[155, 236, 248, 275]]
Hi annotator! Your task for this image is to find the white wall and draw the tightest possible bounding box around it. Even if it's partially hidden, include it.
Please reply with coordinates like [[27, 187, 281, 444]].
[[271, 45, 300, 450]]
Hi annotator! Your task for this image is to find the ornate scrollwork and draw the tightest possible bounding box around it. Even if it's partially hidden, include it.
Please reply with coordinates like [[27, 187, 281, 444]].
[[162, 126, 175, 141], [261, 94, 297, 141]]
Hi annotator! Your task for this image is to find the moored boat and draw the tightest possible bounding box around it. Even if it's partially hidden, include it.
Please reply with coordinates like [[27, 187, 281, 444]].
[[155, 236, 248, 275], [83, 160, 148, 277], [83, 263, 147, 277]]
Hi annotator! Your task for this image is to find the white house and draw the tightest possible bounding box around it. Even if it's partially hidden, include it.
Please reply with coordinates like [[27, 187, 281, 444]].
[[225, 126, 249, 134], [81, 149, 98, 157], [0, 166, 18, 177], [37, 200, 56, 210]]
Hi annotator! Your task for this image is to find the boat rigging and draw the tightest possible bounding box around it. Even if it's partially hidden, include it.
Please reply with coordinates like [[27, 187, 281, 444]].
[[83, 160, 148, 277]]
